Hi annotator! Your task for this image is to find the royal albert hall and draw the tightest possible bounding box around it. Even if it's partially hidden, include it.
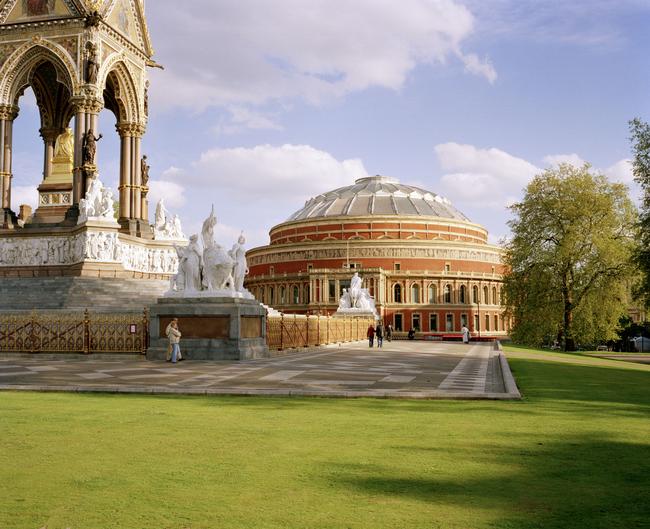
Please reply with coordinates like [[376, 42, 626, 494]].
[[245, 176, 509, 338]]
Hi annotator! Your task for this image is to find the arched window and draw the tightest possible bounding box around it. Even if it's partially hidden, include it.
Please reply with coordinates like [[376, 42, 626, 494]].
[[428, 284, 437, 304], [472, 285, 479, 304], [483, 286, 489, 305], [269, 287, 274, 304], [304, 285, 310, 304], [394, 284, 402, 303], [492, 287, 498, 306], [293, 286, 300, 304], [280, 286, 286, 304], [459, 285, 467, 304], [444, 284, 452, 303], [411, 284, 420, 304]]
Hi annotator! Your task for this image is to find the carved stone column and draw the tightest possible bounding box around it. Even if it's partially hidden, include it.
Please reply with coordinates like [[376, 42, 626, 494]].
[[0, 104, 19, 228], [140, 184, 149, 222], [70, 98, 102, 201], [117, 123, 134, 220], [117, 122, 150, 237], [40, 127, 58, 181]]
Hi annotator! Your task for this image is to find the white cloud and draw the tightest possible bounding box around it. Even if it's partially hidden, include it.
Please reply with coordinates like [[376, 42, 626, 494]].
[[435, 142, 539, 206], [11, 185, 38, 210], [148, 180, 187, 209], [460, 53, 497, 84], [187, 144, 368, 200], [435, 143, 641, 214], [214, 107, 283, 136], [435, 142, 540, 210], [542, 153, 586, 168], [148, 0, 496, 113], [464, 0, 650, 47], [604, 159, 634, 184]]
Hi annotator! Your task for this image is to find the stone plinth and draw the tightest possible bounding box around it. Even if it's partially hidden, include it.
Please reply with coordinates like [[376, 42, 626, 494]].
[[147, 297, 268, 361], [334, 309, 378, 319]]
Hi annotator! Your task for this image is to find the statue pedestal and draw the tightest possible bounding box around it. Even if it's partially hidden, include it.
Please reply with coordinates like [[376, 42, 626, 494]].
[[33, 183, 73, 224], [147, 296, 269, 361], [334, 309, 378, 319]]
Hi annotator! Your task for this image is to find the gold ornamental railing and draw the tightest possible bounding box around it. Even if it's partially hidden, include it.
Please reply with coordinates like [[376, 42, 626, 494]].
[[0, 310, 149, 354], [266, 314, 374, 351]]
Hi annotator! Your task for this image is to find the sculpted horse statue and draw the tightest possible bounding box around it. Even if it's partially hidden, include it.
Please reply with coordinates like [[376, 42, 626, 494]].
[[201, 206, 235, 292]]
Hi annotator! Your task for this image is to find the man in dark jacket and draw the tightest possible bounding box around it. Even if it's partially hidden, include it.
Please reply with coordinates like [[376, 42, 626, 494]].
[[376, 323, 384, 348], [367, 324, 375, 347]]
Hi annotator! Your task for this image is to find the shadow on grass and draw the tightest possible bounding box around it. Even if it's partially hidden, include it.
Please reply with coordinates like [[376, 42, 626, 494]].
[[329, 434, 650, 529]]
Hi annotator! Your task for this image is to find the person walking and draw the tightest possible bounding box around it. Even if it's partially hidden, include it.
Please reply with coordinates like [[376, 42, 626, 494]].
[[461, 324, 470, 344], [166, 318, 183, 363], [375, 323, 384, 348], [386, 324, 393, 342], [367, 324, 375, 347]]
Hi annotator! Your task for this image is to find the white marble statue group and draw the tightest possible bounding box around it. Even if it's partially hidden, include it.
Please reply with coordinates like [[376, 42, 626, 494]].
[[337, 272, 378, 316], [78, 177, 116, 224], [153, 199, 185, 241], [167, 207, 252, 299]]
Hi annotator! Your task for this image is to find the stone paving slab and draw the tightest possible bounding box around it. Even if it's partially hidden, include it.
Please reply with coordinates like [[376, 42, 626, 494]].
[[0, 341, 520, 399]]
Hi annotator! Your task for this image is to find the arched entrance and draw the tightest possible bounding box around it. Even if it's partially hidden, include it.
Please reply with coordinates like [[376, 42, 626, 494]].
[[0, 41, 151, 236], [0, 43, 77, 227]]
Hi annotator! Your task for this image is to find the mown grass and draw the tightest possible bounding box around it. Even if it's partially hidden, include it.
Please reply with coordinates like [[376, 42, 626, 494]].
[[1, 347, 649, 529]]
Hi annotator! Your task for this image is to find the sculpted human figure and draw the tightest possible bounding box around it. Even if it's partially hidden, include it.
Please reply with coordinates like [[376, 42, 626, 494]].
[[349, 272, 362, 307], [53, 127, 74, 159], [141, 155, 150, 186], [179, 235, 202, 291], [86, 42, 98, 84], [229, 232, 249, 293], [82, 129, 102, 166], [154, 199, 168, 230], [338, 289, 352, 310]]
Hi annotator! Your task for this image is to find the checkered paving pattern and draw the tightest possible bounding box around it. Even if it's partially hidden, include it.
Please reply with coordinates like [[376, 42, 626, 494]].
[[0, 341, 508, 398]]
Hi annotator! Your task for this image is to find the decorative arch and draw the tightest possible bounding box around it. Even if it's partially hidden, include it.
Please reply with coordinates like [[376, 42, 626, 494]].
[[411, 283, 420, 304], [428, 283, 437, 304], [100, 55, 140, 124], [444, 284, 452, 303], [459, 285, 467, 304], [0, 40, 78, 106], [393, 283, 402, 303]]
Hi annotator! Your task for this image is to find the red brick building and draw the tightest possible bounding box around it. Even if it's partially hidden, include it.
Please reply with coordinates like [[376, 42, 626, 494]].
[[245, 176, 509, 338]]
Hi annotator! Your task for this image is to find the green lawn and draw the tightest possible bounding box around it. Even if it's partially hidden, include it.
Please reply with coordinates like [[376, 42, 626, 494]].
[[1, 349, 649, 529]]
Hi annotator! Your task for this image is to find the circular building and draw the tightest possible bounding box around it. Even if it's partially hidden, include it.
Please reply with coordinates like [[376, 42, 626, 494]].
[[245, 176, 509, 338]]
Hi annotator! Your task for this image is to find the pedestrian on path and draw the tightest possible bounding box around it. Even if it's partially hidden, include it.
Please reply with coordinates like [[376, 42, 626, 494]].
[[461, 324, 470, 344], [166, 318, 183, 363], [367, 324, 375, 347], [375, 323, 384, 348], [386, 324, 393, 342]]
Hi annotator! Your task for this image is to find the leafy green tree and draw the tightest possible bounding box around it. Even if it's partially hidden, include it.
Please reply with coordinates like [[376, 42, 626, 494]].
[[503, 164, 637, 350], [630, 118, 650, 308]]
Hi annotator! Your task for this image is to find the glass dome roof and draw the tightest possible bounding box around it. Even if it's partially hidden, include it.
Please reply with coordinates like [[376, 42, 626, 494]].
[[287, 176, 470, 222]]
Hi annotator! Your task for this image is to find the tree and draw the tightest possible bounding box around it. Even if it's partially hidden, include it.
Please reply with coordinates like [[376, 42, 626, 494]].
[[503, 164, 637, 351], [630, 118, 650, 308]]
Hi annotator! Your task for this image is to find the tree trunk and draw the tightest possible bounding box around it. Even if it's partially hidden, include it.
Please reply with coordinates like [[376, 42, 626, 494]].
[[562, 276, 576, 351]]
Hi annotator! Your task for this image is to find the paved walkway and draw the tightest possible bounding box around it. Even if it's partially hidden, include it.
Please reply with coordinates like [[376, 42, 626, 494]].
[[0, 341, 517, 399]]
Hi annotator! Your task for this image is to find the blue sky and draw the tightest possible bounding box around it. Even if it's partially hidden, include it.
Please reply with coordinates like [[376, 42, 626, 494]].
[[10, 0, 650, 247]]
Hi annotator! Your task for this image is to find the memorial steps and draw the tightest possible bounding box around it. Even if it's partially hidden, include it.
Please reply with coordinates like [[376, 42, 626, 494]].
[[0, 277, 169, 312]]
